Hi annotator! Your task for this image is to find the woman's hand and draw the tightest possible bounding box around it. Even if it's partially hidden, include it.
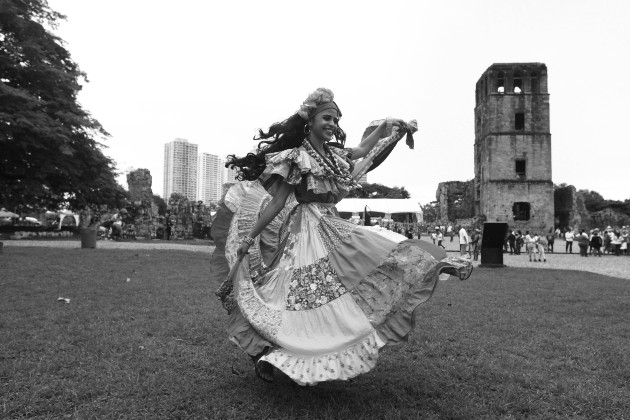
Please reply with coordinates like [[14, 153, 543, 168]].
[[386, 117, 408, 132], [237, 241, 251, 257]]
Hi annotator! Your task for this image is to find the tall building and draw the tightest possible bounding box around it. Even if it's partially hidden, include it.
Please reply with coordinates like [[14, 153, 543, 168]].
[[163, 138, 198, 201], [224, 165, 239, 183], [197, 153, 224, 204], [473, 63, 553, 232]]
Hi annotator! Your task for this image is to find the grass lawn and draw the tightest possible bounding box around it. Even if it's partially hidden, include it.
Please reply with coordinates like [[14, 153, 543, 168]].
[[1, 247, 629, 419]]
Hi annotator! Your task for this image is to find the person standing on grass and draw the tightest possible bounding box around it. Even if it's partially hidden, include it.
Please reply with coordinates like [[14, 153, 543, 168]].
[[532, 232, 541, 262], [611, 231, 622, 256], [458, 226, 469, 256], [603, 227, 613, 254], [525, 231, 533, 261], [537, 233, 547, 262], [437, 229, 446, 249], [546, 228, 555, 253], [471, 228, 481, 261], [507, 231, 516, 255], [565, 229, 574, 253], [515, 230, 523, 255], [620, 228, 628, 255], [590, 229, 603, 257], [211, 87, 472, 386], [576, 229, 589, 257]]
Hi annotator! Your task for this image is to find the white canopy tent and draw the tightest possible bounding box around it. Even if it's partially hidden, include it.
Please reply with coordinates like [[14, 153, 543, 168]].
[[336, 198, 423, 223], [45, 210, 80, 229], [336, 198, 422, 214]]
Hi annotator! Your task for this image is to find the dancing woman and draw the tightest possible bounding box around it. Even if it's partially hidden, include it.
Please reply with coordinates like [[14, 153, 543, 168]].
[[212, 88, 472, 385]]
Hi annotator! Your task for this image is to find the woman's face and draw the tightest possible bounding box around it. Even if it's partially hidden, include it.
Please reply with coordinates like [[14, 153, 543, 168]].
[[309, 109, 339, 143]]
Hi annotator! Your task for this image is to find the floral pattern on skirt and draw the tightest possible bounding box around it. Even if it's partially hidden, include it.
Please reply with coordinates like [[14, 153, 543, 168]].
[[286, 257, 347, 311]]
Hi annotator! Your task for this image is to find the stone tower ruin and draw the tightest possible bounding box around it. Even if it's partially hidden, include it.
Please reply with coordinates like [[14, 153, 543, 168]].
[[473, 63, 554, 233]]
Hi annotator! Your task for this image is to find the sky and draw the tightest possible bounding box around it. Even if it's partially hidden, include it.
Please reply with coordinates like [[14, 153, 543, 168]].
[[46, 0, 630, 205]]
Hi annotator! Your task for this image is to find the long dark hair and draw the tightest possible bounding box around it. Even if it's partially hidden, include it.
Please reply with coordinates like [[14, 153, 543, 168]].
[[226, 113, 347, 181]]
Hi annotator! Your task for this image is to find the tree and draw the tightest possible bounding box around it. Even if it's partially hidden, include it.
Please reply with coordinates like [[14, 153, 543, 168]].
[[347, 183, 411, 199], [579, 189, 630, 216], [579, 189, 606, 212], [0, 0, 127, 211], [153, 194, 167, 216], [421, 201, 440, 224]]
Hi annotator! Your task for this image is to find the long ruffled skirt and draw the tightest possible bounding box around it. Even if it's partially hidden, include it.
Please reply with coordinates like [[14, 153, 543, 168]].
[[212, 182, 472, 386]]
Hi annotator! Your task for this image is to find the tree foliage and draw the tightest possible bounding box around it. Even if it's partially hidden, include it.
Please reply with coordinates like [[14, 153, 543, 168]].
[[421, 201, 440, 224], [578, 189, 630, 216], [0, 0, 127, 211], [153, 194, 167, 216], [347, 183, 411, 199]]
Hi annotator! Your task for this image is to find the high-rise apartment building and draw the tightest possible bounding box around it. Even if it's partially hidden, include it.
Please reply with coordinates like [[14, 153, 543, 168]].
[[197, 153, 225, 204], [225, 166, 239, 184], [163, 138, 198, 201]]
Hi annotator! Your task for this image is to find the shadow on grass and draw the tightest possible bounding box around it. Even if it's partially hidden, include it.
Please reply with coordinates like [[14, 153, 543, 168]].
[[1, 248, 629, 419]]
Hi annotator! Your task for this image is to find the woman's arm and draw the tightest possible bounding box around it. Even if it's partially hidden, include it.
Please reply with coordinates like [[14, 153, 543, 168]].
[[237, 180, 294, 257], [350, 118, 407, 159]]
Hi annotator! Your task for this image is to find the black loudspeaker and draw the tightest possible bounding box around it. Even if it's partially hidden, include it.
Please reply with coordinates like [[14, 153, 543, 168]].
[[480, 222, 508, 267]]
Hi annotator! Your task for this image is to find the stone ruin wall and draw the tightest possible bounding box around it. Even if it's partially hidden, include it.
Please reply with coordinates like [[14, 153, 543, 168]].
[[126, 168, 160, 238], [78, 169, 215, 239], [436, 180, 475, 225], [166, 195, 213, 240]]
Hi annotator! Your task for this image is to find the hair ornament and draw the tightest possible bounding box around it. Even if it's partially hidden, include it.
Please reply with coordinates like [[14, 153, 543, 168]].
[[297, 87, 337, 120]]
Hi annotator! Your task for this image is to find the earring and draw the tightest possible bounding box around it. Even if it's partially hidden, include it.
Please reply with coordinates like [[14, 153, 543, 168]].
[[303, 125, 311, 135]]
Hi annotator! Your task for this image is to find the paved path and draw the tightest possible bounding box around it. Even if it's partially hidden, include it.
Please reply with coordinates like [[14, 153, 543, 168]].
[[3, 239, 213, 253], [4, 239, 629, 279], [420, 236, 630, 280]]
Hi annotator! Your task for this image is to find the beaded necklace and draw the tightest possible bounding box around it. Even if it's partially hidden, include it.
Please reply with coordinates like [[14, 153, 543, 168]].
[[302, 139, 358, 187]]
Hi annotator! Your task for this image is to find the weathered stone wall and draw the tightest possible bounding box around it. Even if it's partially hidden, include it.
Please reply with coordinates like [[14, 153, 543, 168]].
[[166, 196, 213, 240], [126, 168, 159, 238], [436, 180, 475, 223], [475, 96, 550, 141], [128, 169, 154, 203], [481, 181, 555, 233], [476, 135, 552, 181]]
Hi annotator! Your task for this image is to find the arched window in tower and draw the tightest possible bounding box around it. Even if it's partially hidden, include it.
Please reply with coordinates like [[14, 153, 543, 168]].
[[513, 71, 523, 93], [530, 71, 539, 93], [496, 71, 505, 93]]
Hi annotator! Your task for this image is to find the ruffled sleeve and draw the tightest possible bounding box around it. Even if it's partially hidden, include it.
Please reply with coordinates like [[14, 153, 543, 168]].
[[262, 147, 318, 185], [260, 146, 358, 199]]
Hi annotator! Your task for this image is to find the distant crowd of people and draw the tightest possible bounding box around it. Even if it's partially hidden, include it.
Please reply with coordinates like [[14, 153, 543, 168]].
[[354, 219, 630, 262], [503, 226, 629, 261], [504, 230, 552, 262], [560, 226, 629, 257]]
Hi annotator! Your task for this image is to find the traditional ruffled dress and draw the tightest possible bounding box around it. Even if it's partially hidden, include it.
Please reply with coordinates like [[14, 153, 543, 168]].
[[212, 124, 472, 386]]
